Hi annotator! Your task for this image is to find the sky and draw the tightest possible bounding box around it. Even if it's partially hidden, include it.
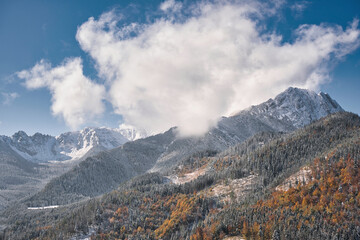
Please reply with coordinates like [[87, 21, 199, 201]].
[[0, 0, 359, 137]]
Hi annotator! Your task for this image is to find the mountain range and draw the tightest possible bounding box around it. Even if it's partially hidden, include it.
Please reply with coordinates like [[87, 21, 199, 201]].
[[0, 125, 146, 211], [1, 87, 354, 240], [21, 87, 344, 206], [0, 125, 146, 163], [1, 88, 358, 240]]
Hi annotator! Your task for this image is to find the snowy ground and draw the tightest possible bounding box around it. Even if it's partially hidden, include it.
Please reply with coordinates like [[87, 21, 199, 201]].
[[166, 167, 208, 185], [206, 175, 258, 203], [28, 205, 59, 210], [275, 166, 312, 191]]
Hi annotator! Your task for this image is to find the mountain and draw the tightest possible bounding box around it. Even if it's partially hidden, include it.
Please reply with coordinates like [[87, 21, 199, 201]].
[[4, 112, 359, 240], [25, 87, 344, 206], [0, 125, 146, 211], [150, 87, 343, 172], [0, 126, 145, 163], [243, 87, 343, 128], [25, 129, 176, 205]]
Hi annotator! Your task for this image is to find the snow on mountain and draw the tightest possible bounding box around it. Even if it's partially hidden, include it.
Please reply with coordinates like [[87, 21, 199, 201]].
[[244, 87, 344, 128], [1, 126, 144, 163], [55, 127, 130, 160], [2, 131, 61, 162]]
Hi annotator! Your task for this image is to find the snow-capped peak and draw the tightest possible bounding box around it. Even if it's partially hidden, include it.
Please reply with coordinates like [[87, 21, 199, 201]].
[[2, 127, 137, 163], [246, 87, 343, 128], [55, 127, 130, 160]]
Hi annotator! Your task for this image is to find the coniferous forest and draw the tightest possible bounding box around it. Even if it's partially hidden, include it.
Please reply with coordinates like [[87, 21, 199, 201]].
[[1, 112, 360, 239]]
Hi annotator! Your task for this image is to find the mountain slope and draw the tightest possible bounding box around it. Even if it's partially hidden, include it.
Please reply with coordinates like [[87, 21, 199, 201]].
[[4, 112, 359, 240], [26, 87, 344, 206], [0, 139, 39, 210]]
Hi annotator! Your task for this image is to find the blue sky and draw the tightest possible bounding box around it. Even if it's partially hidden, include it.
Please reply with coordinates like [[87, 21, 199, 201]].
[[0, 0, 359, 136]]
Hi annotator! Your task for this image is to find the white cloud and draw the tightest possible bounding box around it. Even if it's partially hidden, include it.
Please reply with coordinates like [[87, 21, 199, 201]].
[[74, 0, 360, 136], [160, 0, 182, 13], [17, 58, 106, 129], [2, 92, 19, 105], [17, 1, 359, 136]]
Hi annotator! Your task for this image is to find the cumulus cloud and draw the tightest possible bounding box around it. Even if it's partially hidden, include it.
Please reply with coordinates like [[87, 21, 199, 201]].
[[73, 0, 360, 136], [17, 1, 360, 135], [2, 92, 19, 105], [17, 58, 106, 129]]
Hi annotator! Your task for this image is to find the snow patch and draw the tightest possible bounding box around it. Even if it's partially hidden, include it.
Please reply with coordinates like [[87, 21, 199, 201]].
[[167, 167, 208, 184], [276, 166, 312, 191], [28, 205, 59, 210], [207, 175, 258, 203]]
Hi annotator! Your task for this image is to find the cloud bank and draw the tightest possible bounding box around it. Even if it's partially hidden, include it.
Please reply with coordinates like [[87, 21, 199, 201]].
[[17, 58, 106, 129], [18, 0, 360, 136]]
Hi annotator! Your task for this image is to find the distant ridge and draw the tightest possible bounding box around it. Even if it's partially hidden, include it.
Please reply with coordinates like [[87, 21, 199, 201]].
[[0, 125, 146, 163]]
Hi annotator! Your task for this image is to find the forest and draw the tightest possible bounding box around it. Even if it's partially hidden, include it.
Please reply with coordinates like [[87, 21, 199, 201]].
[[1, 112, 360, 239]]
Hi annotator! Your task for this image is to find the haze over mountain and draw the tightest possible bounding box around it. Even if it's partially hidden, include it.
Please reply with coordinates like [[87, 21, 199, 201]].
[[25, 87, 344, 206]]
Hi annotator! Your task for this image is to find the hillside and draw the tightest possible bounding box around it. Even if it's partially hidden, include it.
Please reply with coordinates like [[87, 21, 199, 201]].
[[0, 139, 38, 210], [2, 112, 359, 239]]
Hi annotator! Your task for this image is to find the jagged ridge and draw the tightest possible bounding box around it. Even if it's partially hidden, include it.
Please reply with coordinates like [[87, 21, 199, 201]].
[[0, 126, 146, 163]]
